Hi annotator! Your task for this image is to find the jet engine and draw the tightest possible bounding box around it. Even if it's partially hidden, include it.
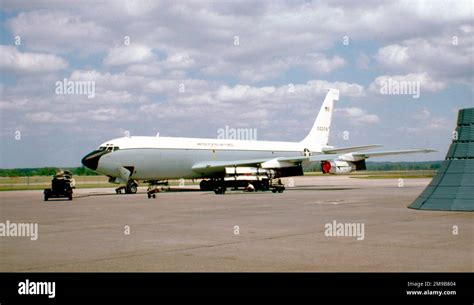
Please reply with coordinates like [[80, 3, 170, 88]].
[[321, 160, 356, 174]]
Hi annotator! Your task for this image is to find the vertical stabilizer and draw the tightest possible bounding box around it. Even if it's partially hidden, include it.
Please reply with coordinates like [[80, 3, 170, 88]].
[[301, 89, 339, 148]]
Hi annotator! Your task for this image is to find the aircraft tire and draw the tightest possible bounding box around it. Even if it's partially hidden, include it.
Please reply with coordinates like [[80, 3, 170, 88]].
[[200, 180, 209, 191], [200, 180, 215, 191], [126, 181, 138, 194], [214, 186, 226, 195]]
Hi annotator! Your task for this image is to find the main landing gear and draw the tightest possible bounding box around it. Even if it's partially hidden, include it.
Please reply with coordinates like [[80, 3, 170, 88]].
[[200, 177, 286, 195], [214, 185, 227, 195], [199, 179, 226, 194], [204, 179, 225, 195]]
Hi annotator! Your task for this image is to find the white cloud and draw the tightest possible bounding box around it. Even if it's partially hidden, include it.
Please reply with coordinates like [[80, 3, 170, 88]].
[[8, 10, 110, 54], [0, 46, 67, 73], [335, 107, 380, 125], [202, 53, 345, 82], [376, 44, 409, 66], [26, 111, 72, 123], [86, 108, 137, 122], [410, 108, 451, 131], [125, 63, 162, 76], [204, 80, 364, 106], [216, 85, 276, 102], [103, 45, 154, 66], [303, 53, 345, 73], [375, 35, 473, 84], [163, 52, 195, 69]]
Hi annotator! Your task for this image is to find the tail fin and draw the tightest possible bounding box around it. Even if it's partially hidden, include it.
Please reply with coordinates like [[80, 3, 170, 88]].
[[300, 88, 339, 148]]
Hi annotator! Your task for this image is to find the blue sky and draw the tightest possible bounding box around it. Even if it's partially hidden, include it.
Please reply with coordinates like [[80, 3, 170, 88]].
[[0, 0, 472, 168]]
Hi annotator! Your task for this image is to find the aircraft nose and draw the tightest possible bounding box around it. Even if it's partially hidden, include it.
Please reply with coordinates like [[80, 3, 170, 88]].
[[81, 150, 105, 171]]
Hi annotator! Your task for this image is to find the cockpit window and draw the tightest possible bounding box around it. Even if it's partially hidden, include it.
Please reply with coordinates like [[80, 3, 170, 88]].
[[98, 145, 119, 152]]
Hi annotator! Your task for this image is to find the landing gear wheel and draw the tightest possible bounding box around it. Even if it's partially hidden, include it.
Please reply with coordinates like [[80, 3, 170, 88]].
[[200, 180, 215, 191], [272, 186, 285, 193], [214, 186, 226, 195], [125, 181, 138, 194]]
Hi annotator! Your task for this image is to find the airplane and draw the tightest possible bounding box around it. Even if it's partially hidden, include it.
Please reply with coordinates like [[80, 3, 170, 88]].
[[81, 89, 435, 195]]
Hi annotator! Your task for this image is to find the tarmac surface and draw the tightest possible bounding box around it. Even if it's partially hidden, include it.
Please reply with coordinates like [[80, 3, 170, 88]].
[[0, 176, 472, 272]]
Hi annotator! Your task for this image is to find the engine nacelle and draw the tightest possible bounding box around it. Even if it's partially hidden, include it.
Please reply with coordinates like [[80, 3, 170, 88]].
[[321, 160, 356, 175]]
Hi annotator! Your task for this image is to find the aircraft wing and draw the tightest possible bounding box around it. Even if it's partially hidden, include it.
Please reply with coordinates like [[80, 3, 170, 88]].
[[351, 148, 436, 158], [192, 148, 435, 175], [192, 154, 343, 175], [322, 144, 383, 154]]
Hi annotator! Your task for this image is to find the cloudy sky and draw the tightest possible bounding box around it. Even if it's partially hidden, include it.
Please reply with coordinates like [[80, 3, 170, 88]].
[[0, 0, 472, 168]]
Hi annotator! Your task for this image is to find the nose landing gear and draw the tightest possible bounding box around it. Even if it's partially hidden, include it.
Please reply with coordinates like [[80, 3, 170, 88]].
[[115, 180, 138, 194]]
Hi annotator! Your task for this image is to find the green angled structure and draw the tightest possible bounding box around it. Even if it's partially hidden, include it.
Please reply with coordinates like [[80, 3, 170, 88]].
[[409, 108, 474, 211]]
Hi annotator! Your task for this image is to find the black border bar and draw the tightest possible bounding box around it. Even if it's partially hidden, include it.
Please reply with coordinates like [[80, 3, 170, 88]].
[[0, 272, 472, 304]]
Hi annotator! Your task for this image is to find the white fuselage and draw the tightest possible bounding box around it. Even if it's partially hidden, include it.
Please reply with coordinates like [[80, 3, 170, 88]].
[[92, 136, 325, 180]]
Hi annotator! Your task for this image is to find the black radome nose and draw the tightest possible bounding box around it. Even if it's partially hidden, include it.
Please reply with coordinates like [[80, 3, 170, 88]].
[[81, 150, 107, 171]]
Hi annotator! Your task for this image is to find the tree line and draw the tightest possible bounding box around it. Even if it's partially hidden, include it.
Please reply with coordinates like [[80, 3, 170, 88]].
[[0, 167, 99, 177]]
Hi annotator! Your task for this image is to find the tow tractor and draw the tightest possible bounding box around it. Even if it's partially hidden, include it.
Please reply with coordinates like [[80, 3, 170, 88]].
[[44, 171, 74, 201]]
